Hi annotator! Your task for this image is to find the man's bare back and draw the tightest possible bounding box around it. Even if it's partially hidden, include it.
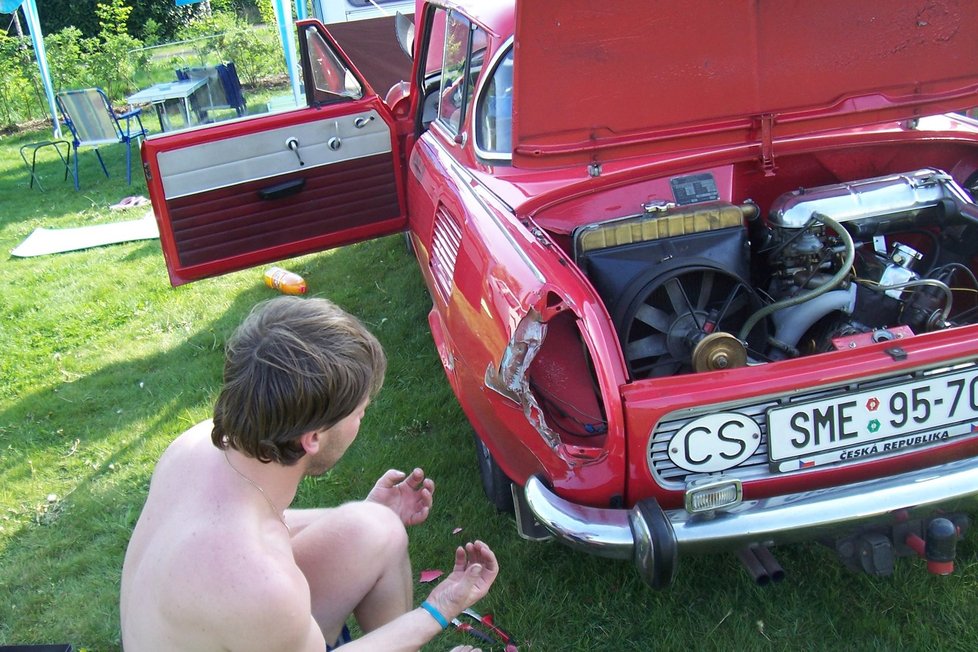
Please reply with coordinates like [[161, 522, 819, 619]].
[[121, 421, 322, 651]]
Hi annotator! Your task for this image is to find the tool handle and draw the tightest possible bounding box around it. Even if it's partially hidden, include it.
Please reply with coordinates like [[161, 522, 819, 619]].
[[472, 615, 513, 643], [457, 622, 496, 645]]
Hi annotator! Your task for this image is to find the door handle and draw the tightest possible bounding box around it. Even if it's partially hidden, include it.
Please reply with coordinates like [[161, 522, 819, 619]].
[[258, 178, 306, 200]]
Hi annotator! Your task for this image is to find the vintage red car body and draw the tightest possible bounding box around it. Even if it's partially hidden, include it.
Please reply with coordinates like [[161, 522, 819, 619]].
[[142, 0, 978, 585]]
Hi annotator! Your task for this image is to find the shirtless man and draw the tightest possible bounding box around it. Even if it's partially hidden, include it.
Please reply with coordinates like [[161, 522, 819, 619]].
[[121, 296, 498, 651]]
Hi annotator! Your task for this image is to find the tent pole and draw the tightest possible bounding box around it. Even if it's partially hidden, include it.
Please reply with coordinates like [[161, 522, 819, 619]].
[[21, 0, 60, 137], [271, 0, 302, 106]]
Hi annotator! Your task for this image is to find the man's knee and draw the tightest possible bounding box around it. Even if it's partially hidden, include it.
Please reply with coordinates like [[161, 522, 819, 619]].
[[335, 501, 408, 555]]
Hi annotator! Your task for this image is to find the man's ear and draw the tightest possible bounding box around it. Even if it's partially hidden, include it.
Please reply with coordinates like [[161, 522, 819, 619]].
[[298, 428, 324, 455]]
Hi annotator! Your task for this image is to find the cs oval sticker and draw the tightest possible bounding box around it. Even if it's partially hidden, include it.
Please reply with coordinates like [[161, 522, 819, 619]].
[[667, 412, 761, 473]]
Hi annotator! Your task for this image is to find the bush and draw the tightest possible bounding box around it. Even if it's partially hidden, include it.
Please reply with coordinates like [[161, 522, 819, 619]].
[[0, 3, 278, 127], [0, 34, 42, 128], [87, 32, 149, 99], [45, 27, 90, 92], [176, 13, 283, 87]]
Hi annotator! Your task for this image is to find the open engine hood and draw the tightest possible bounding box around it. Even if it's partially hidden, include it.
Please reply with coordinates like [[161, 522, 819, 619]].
[[512, 0, 978, 169]]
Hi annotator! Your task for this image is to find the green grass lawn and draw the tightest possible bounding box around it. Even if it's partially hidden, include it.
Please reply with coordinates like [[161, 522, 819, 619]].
[[2, 126, 978, 651]]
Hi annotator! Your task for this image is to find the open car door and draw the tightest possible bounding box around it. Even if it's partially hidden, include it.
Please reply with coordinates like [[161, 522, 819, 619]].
[[142, 20, 407, 286]]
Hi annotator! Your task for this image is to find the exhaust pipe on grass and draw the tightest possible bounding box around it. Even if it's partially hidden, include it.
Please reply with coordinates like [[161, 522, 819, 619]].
[[736, 546, 785, 585]]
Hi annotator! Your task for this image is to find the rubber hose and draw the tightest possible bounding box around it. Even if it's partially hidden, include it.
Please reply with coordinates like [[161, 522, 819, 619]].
[[738, 212, 855, 341]]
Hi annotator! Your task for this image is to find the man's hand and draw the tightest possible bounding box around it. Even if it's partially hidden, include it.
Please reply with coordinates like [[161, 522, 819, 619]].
[[425, 541, 499, 621], [366, 468, 434, 526]]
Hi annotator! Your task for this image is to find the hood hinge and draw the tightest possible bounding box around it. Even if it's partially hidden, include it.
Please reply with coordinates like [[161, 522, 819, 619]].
[[759, 114, 777, 176]]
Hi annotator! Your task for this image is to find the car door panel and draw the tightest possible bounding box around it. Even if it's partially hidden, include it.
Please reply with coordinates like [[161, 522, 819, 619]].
[[143, 26, 407, 286], [156, 108, 393, 198], [164, 153, 399, 271]]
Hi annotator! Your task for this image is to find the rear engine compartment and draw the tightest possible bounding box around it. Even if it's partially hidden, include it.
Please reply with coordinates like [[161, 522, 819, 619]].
[[545, 144, 978, 381]]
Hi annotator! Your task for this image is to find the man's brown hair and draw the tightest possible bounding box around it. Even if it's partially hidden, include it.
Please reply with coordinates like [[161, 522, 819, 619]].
[[212, 296, 386, 464]]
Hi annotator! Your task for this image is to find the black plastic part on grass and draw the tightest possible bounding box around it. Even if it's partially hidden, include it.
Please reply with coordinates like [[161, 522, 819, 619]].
[[0, 646, 73, 652]]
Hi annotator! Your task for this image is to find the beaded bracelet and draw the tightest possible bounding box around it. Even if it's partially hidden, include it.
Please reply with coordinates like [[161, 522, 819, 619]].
[[420, 600, 449, 629]]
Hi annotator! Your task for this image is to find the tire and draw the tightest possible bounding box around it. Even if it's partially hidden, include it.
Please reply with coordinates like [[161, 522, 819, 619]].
[[472, 432, 514, 513]]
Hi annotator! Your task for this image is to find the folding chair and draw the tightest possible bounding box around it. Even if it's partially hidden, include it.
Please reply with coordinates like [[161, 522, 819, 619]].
[[55, 88, 147, 190], [19, 139, 71, 191]]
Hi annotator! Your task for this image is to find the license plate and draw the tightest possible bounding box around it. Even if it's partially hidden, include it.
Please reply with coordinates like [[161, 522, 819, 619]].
[[767, 366, 978, 472]]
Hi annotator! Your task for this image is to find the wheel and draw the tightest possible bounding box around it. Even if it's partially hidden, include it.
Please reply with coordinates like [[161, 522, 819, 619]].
[[472, 432, 514, 513]]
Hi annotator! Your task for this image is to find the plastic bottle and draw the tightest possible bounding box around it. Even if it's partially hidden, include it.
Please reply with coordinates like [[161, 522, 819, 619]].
[[263, 266, 307, 295]]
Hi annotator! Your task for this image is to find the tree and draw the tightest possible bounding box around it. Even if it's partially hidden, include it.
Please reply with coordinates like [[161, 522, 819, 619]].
[[35, 0, 263, 42]]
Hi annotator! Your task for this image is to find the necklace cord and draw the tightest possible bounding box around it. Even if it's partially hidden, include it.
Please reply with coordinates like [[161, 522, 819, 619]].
[[223, 448, 291, 534]]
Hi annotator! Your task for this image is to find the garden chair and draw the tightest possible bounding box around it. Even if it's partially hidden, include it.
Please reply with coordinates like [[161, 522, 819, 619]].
[[55, 88, 147, 190], [179, 62, 247, 123]]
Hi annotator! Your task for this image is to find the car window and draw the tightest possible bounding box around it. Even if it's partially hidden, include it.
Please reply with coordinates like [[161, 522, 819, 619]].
[[302, 25, 363, 104], [435, 11, 486, 136], [424, 8, 447, 76], [476, 47, 513, 156]]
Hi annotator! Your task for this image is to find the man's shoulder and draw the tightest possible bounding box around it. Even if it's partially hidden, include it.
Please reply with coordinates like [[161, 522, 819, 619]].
[[224, 558, 305, 602], [167, 419, 214, 455]]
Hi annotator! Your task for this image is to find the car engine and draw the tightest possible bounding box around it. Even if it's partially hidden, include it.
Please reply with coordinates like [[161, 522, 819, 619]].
[[576, 168, 978, 380]]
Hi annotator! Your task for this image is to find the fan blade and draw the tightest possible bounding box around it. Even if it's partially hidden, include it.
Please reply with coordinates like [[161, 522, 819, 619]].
[[633, 303, 672, 332], [664, 277, 691, 316], [627, 334, 668, 359], [696, 270, 715, 312], [718, 290, 749, 323]]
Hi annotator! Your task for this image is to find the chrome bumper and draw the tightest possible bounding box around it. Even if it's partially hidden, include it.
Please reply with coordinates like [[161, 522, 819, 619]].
[[523, 457, 978, 587]]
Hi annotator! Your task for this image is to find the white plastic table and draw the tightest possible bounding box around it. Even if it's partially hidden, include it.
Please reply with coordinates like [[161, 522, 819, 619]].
[[127, 78, 208, 131]]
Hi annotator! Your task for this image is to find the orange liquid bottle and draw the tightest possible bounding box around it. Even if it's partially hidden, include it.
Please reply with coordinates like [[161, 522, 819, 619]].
[[263, 266, 307, 295]]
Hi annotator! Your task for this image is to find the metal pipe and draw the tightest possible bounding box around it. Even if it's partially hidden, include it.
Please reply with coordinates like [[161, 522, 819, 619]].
[[769, 169, 952, 230], [769, 285, 857, 356], [738, 213, 855, 341], [736, 547, 770, 585], [752, 545, 785, 583]]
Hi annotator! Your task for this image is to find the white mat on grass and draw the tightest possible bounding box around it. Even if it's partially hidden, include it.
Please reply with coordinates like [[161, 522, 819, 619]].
[[11, 210, 159, 257]]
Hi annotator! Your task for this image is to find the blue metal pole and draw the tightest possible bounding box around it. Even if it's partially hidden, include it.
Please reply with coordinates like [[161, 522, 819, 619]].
[[271, 0, 302, 105]]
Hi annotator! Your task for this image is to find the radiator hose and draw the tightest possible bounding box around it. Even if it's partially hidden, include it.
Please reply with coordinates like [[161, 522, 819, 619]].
[[738, 212, 855, 342]]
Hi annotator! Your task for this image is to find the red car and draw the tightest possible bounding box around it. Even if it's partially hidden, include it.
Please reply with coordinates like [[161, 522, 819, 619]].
[[142, 0, 978, 586]]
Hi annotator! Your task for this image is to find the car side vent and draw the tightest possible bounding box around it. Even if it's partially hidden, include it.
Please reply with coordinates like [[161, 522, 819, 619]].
[[431, 205, 462, 299]]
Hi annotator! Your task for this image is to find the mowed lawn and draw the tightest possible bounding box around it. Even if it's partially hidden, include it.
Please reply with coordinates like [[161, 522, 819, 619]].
[[1, 127, 978, 651]]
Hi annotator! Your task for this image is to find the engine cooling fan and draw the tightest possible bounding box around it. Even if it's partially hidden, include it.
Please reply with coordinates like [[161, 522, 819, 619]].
[[618, 265, 765, 379]]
